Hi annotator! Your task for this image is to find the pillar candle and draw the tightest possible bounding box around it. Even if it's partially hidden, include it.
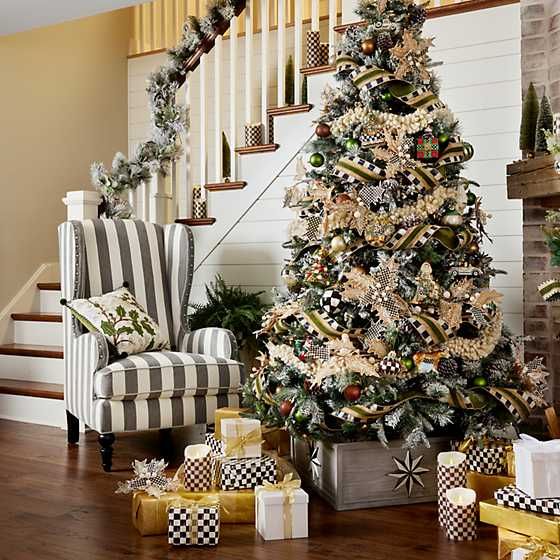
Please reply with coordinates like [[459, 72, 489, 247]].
[[445, 487, 478, 541], [437, 451, 467, 528], [184, 444, 213, 491]]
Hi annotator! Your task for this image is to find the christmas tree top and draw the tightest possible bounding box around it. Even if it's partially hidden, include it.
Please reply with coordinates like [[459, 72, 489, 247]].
[[243, 0, 548, 448]]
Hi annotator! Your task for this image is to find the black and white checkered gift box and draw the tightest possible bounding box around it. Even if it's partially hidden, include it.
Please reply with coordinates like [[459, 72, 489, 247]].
[[445, 501, 477, 541], [495, 485, 560, 516], [220, 455, 276, 491], [184, 455, 214, 492], [245, 123, 263, 147], [205, 432, 224, 456], [437, 461, 467, 528], [167, 505, 220, 546], [466, 445, 507, 475]]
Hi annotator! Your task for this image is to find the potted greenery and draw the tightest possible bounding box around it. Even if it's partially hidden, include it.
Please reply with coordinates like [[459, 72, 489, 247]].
[[188, 275, 269, 369]]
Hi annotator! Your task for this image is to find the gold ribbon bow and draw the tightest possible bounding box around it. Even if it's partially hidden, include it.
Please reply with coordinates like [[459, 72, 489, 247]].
[[523, 538, 560, 560], [224, 425, 263, 458], [258, 473, 301, 539], [167, 495, 220, 544]]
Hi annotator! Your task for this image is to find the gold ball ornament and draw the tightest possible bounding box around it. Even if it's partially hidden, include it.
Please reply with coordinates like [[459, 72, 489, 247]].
[[330, 235, 347, 254], [361, 38, 376, 55], [466, 241, 479, 254], [441, 211, 463, 227]]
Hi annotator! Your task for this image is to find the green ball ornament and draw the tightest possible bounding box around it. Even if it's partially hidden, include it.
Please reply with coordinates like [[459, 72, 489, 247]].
[[401, 357, 414, 371], [345, 138, 360, 152], [380, 91, 393, 102], [472, 376, 488, 387], [309, 153, 325, 167], [466, 191, 477, 206], [294, 410, 307, 423], [438, 133, 450, 144], [463, 142, 475, 161]]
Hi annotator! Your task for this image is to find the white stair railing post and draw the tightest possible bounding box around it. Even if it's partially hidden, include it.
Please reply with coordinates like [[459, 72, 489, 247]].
[[230, 15, 238, 179], [261, 0, 269, 143], [277, 0, 286, 107], [328, 0, 337, 62], [294, 0, 303, 104], [184, 77, 192, 218], [63, 191, 101, 220], [199, 55, 208, 191], [149, 171, 172, 223], [245, 1, 254, 128], [311, 0, 320, 31], [214, 35, 223, 182]]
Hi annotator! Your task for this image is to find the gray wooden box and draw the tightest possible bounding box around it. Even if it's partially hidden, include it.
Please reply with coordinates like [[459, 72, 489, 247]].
[[291, 436, 451, 511]]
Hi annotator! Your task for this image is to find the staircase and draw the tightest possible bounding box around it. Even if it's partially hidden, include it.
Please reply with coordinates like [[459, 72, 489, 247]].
[[0, 282, 65, 426]]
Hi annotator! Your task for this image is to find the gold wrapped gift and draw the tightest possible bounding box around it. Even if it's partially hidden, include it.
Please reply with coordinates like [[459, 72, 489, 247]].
[[467, 471, 515, 504], [480, 500, 560, 544], [214, 407, 250, 441], [498, 527, 560, 559], [262, 427, 291, 457]]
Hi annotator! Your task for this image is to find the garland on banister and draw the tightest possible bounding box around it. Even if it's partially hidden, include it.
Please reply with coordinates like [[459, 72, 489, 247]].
[[90, 0, 245, 217]]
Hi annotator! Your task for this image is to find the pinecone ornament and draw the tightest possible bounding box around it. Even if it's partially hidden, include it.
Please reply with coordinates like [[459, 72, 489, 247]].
[[377, 32, 393, 51], [379, 351, 402, 376], [437, 357, 459, 376], [409, 6, 427, 26]]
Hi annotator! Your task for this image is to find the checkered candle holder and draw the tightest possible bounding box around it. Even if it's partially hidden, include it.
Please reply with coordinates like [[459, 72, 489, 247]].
[[220, 455, 277, 491], [495, 485, 560, 516], [192, 199, 207, 219], [205, 432, 224, 456], [444, 487, 478, 541], [437, 451, 467, 528], [167, 497, 220, 547], [245, 123, 263, 147], [183, 444, 214, 492], [221, 418, 262, 459], [306, 31, 325, 67], [553, 113, 560, 137]]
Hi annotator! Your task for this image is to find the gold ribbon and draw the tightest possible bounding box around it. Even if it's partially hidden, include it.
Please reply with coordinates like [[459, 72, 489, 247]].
[[257, 473, 301, 539], [167, 495, 220, 544], [224, 425, 263, 458], [499, 530, 560, 560]]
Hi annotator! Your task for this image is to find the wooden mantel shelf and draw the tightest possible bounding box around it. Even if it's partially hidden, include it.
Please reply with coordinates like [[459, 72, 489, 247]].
[[301, 65, 335, 76], [205, 181, 247, 192], [506, 155, 560, 200], [175, 217, 216, 226]]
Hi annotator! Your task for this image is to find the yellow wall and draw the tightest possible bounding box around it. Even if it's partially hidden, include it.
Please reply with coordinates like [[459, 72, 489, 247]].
[[0, 9, 131, 310]]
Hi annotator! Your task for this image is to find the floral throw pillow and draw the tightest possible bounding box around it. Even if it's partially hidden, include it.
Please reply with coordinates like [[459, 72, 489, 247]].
[[63, 286, 170, 356]]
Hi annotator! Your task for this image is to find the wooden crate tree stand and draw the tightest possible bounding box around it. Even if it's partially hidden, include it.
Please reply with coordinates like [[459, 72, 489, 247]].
[[291, 437, 451, 511], [507, 155, 560, 200]]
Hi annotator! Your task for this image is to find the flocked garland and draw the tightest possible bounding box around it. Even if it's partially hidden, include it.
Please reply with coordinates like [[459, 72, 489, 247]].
[[90, 0, 245, 217]]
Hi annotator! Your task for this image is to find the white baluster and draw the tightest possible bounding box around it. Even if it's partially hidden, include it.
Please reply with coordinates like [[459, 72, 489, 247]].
[[161, 0, 169, 48], [184, 77, 192, 218], [128, 189, 137, 218], [245, 1, 254, 127], [294, 0, 302, 104], [261, 0, 269, 142], [277, 0, 286, 107], [142, 179, 150, 221], [215, 35, 223, 182], [311, 0, 320, 31], [328, 0, 336, 63], [150, 2, 158, 50], [170, 160, 177, 222], [230, 15, 238, 179], [141, 3, 151, 51], [199, 55, 208, 191]]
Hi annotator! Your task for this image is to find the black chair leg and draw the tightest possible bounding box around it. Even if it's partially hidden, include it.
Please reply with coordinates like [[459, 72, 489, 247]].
[[159, 428, 173, 460], [98, 433, 115, 472], [66, 411, 80, 445]]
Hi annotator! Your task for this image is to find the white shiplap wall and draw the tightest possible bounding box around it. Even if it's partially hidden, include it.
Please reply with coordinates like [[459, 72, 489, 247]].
[[128, 4, 523, 333]]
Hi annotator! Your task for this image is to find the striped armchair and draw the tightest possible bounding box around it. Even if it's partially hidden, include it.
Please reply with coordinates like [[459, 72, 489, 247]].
[[58, 219, 244, 471]]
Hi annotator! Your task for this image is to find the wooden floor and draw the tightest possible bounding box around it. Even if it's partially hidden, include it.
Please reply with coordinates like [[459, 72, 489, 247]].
[[0, 419, 498, 559]]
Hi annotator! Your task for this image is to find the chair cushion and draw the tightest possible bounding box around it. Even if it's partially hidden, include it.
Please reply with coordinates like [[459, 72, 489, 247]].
[[93, 351, 243, 401]]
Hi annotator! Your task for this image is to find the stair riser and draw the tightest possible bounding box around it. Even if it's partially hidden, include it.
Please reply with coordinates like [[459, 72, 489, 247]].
[[13, 321, 63, 347], [0, 354, 64, 384], [40, 290, 62, 314], [0, 394, 65, 428]]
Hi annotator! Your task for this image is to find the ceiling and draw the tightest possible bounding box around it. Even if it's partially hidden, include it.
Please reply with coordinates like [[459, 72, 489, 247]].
[[0, 0, 148, 36]]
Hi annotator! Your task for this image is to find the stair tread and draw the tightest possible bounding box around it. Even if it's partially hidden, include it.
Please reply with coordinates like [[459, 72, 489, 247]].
[[235, 144, 279, 155], [11, 313, 62, 323], [37, 282, 60, 291], [0, 379, 64, 400], [0, 344, 64, 359], [205, 181, 247, 192], [300, 64, 335, 76], [175, 218, 216, 226], [267, 103, 313, 117]]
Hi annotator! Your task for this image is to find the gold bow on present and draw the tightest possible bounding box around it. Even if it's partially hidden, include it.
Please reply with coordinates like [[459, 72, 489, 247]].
[[224, 425, 263, 458], [499, 529, 560, 560], [167, 495, 220, 544], [258, 473, 301, 539]]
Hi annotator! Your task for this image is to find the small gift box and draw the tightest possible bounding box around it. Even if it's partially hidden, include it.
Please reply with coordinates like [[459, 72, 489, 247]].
[[262, 427, 291, 457], [452, 439, 509, 475], [221, 418, 262, 459], [245, 123, 263, 147], [445, 487, 478, 541], [205, 432, 224, 456], [213, 407, 250, 440], [167, 496, 220, 546], [466, 471, 515, 504], [496, 485, 560, 517], [256, 474, 309, 541], [499, 527, 560, 560], [480, 500, 560, 544], [514, 435, 560, 499], [220, 455, 276, 491], [184, 444, 213, 492]]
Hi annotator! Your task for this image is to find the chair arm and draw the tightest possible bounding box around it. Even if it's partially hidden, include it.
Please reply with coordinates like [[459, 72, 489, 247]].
[[71, 331, 110, 373], [181, 328, 239, 360]]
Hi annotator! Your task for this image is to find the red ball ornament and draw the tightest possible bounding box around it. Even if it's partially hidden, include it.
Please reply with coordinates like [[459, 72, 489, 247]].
[[334, 193, 352, 204], [315, 123, 331, 138], [343, 384, 361, 402], [279, 400, 293, 417], [298, 352, 307, 362]]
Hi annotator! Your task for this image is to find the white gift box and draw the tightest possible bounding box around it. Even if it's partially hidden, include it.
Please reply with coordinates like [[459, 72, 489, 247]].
[[256, 484, 309, 541], [221, 418, 262, 459], [512, 548, 552, 560], [514, 434, 560, 499]]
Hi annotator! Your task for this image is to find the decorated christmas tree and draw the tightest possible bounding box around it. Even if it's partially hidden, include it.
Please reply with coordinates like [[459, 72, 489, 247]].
[[243, 0, 549, 448]]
